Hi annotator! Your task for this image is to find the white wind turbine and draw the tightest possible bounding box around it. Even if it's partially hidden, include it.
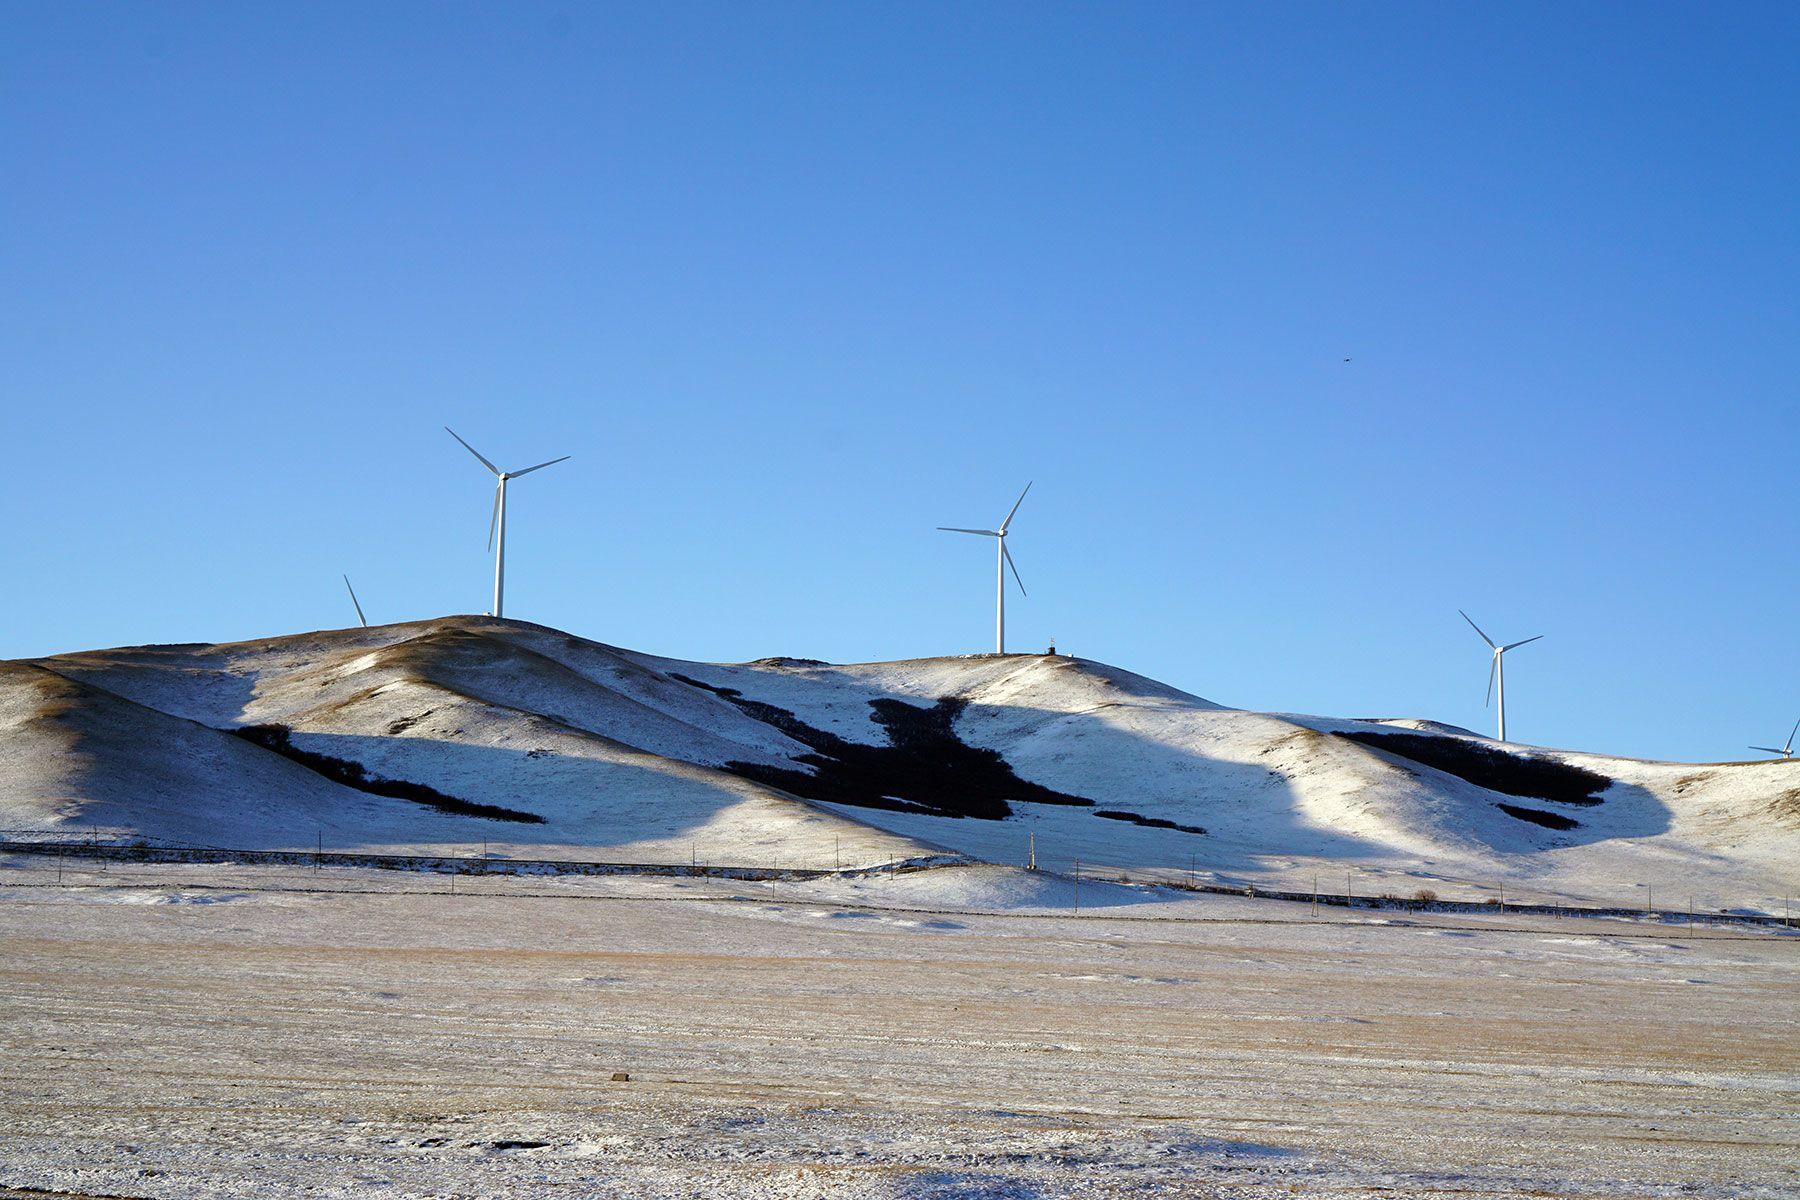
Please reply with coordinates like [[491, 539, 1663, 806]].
[[445, 427, 570, 619], [1460, 610, 1542, 743], [343, 575, 367, 628], [1749, 718, 1798, 760], [938, 482, 1032, 655]]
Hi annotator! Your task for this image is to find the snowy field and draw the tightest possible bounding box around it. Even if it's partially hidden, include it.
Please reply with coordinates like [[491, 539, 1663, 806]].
[[3, 855, 1796, 1199]]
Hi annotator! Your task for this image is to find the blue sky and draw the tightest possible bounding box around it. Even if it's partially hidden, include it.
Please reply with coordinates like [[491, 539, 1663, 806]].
[[3, 2, 1795, 762]]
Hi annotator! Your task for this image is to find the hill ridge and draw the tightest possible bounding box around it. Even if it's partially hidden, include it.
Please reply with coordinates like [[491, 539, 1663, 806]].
[[4, 617, 1795, 909]]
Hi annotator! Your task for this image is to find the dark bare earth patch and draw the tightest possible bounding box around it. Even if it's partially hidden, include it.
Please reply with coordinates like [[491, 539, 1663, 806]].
[[1495, 803, 1580, 831], [1769, 787, 1800, 827], [384, 710, 434, 736], [671, 675, 1093, 819], [1340, 731, 1611, 806], [1094, 810, 1207, 835]]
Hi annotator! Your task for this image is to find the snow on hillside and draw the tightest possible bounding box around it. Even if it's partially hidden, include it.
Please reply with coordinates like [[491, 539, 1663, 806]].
[[6, 616, 1797, 911], [2, 624, 930, 868]]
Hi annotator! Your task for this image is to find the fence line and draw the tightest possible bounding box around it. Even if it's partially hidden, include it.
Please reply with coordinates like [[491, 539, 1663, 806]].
[[1100, 866, 1794, 929], [4, 835, 1791, 931], [0, 837, 969, 882]]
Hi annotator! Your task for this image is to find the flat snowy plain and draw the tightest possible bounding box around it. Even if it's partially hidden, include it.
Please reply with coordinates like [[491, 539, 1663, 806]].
[[3, 856, 1795, 1199]]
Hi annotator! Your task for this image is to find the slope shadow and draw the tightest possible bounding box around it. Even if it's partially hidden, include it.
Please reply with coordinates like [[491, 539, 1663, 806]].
[[31, 650, 266, 729], [229, 723, 546, 824], [1341, 735, 1671, 845], [399, 626, 1673, 861], [246, 728, 872, 854], [654, 665, 1677, 866], [1337, 731, 1610, 805], [660, 674, 1396, 868], [24, 637, 1679, 871], [151, 697, 1313, 871]]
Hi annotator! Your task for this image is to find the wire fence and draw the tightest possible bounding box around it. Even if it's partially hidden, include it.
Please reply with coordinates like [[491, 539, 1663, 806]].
[[3, 830, 1793, 930], [0, 826, 935, 873], [0, 832, 965, 881], [1107, 866, 1794, 929], [1043, 856, 1797, 930]]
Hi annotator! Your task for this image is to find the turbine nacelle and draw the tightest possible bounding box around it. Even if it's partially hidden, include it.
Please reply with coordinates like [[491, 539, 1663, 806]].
[[1749, 717, 1800, 759]]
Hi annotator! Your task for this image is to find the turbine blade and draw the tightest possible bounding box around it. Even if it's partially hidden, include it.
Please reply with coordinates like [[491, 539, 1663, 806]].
[[1003, 544, 1026, 596], [1502, 634, 1544, 652], [343, 575, 367, 627], [486, 484, 501, 553], [508, 454, 570, 478], [445, 426, 501, 476], [999, 481, 1033, 532], [937, 527, 999, 536], [1786, 717, 1799, 753], [1749, 746, 1784, 755], [1459, 609, 1497, 649], [1484, 655, 1496, 707]]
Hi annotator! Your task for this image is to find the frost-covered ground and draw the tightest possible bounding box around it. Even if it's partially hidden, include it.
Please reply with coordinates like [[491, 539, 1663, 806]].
[[3, 856, 1796, 1199]]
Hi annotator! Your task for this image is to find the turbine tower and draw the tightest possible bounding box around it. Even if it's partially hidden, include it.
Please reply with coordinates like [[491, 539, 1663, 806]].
[[938, 482, 1031, 655], [1749, 718, 1799, 760], [343, 575, 367, 628], [445, 427, 570, 619], [1460, 610, 1542, 743]]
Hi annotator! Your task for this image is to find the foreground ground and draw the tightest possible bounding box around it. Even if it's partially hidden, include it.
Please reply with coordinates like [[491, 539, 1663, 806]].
[[1, 856, 1796, 1199]]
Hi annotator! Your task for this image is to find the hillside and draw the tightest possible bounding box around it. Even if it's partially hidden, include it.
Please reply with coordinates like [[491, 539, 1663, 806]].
[[4, 616, 1796, 910]]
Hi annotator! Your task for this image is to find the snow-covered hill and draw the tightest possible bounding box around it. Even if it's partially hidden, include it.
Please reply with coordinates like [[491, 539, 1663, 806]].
[[5, 616, 1796, 910]]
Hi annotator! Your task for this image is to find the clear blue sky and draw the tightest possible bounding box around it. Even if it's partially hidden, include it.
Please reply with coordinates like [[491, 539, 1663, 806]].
[[3, 3, 1795, 763]]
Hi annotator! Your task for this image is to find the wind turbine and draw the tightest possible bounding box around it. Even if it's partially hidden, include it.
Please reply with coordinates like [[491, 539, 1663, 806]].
[[1749, 718, 1799, 760], [938, 482, 1031, 655], [343, 575, 367, 628], [445, 427, 570, 619], [1460, 610, 1542, 743]]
